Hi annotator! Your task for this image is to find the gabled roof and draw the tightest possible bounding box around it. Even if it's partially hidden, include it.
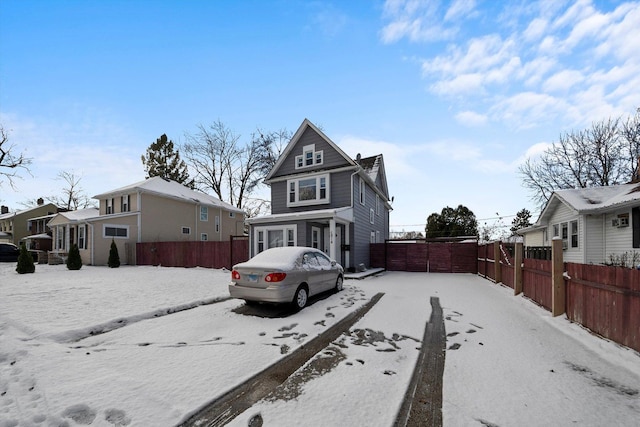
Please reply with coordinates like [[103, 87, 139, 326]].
[[357, 154, 389, 199], [537, 183, 640, 224], [48, 208, 100, 226], [93, 177, 243, 213], [0, 203, 59, 220], [265, 118, 357, 182]]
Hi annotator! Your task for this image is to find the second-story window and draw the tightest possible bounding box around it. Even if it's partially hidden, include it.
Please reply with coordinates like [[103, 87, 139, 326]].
[[121, 195, 130, 212], [359, 178, 365, 205], [287, 173, 330, 207], [200, 206, 208, 221], [106, 198, 114, 214]]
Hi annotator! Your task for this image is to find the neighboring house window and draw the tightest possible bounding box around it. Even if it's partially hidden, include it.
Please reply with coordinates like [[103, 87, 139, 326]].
[[376, 195, 380, 216], [561, 222, 568, 247], [553, 224, 559, 237], [295, 144, 323, 169], [200, 206, 208, 221], [182, 226, 191, 235], [287, 174, 330, 207], [121, 195, 130, 212], [359, 178, 365, 205], [215, 216, 220, 233], [104, 225, 128, 238], [106, 198, 114, 214], [376, 230, 380, 243], [78, 225, 86, 250], [254, 225, 297, 254], [229, 211, 235, 218], [370, 208, 375, 224], [201, 233, 208, 241], [543, 228, 548, 243], [370, 231, 376, 243], [56, 226, 65, 250], [571, 220, 578, 248]]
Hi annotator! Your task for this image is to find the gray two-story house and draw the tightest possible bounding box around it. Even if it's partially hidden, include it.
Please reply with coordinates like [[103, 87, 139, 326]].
[[246, 119, 392, 271]]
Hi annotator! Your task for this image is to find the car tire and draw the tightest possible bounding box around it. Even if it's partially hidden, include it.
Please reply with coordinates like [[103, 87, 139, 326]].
[[335, 275, 344, 292], [292, 286, 308, 311]]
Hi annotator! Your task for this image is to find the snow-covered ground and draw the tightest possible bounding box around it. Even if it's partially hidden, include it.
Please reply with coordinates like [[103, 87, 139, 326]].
[[1, 264, 639, 427]]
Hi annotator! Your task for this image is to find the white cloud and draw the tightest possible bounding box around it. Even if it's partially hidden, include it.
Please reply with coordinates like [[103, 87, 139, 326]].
[[444, 0, 477, 22], [523, 18, 548, 41], [455, 110, 488, 127], [380, 0, 457, 43], [542, 69, 585, 92]]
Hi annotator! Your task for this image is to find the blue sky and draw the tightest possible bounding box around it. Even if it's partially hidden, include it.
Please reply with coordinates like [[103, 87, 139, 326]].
[[1, 0, 639, 234]]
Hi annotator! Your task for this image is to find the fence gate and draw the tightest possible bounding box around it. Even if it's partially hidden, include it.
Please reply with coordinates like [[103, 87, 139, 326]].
[[370, 239, 478, 273]]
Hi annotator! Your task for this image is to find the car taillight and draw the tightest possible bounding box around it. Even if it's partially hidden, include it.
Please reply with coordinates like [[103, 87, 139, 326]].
[[264, 272, 287, 282], [231, 270, 241, 280]]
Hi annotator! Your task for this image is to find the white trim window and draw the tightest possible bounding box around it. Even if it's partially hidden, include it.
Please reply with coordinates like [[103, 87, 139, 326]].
[[104, 224, 128, 239], [287, 173, 330, 207], [312, 226, 321, 249], [201, 233, 208, 241], [370, 208, 375, 224], [570, 220, 578, 248], [181, 226, 191, 235], [78, 225, 87, 250], [56, 226, 65, 250], [376, 194, 380, 216], [215, 215, 220, 233], [121, 195, 130, 212], [254, 225, 297, 254], [370, 231, 376, 243], [106, 198, 114, 214], [200, 206, 208, 221], [359, 178, 365, 205], [295, 144, 323, 169]]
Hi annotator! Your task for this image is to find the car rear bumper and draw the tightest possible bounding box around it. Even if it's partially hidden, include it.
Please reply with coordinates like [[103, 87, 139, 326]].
[[228, 282, 298, 304]]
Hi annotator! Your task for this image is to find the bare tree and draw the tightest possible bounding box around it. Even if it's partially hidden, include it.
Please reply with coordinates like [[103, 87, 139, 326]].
[[519, 109, 640, 209], [0, 125, 32, 189], [47, 171, 94, 210], [182, 121, 290, 211]]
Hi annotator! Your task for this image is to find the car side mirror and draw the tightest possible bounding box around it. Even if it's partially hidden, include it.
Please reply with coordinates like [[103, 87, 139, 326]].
[[331, 260, 336, 267]]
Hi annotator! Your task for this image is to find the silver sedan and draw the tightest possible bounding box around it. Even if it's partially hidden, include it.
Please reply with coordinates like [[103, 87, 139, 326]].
[[229, 246, 344, 310]]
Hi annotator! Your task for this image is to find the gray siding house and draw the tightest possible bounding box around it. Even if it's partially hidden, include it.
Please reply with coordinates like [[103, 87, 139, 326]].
[[246, 119, 392, 271]]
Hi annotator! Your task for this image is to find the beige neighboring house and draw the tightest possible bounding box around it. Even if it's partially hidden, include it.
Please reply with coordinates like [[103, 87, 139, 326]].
[[48, 177, 245, 266], [0, 201, 60, 245]]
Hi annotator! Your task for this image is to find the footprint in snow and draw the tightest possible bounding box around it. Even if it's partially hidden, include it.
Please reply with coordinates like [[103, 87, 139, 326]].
[[105, 408, 132, 426], [62, 403, 97, 425]]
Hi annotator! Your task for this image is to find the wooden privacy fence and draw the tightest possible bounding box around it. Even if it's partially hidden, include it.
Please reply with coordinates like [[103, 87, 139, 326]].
[[136, 236, 249, 269], [479, 240, 640, 353], [370, 239, 478, 273]]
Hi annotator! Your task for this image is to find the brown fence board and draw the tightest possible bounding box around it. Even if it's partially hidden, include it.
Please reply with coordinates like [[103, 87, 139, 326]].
[[522, 258, 552, 311], [370, 241, 477, 274], [136, 238, 249, 270], [565, 263, 640, 352]]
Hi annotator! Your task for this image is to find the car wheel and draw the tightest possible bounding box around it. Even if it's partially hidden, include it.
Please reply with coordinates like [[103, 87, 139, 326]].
[[293, 286, 308, 310], [335, 275, 344, 292]]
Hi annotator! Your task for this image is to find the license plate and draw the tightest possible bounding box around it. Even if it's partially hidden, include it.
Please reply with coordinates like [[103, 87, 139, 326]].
[[247, 274, 259, 282]]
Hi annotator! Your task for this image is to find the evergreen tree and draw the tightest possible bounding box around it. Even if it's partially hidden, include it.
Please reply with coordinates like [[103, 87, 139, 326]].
[[108, 239, 120, 268], [16, 243, 35, 274], [425, 205, 478, 239], [66, 243, 82, 270], [141, 134, 193, 187], [510, 208, 533, 235]]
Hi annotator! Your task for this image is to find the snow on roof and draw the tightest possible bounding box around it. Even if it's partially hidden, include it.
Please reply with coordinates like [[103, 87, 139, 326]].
[[94, 177, 243, 213], [59, 208, 100, 221], [0, 203, 58, 220], [554, 183, 640, 212]]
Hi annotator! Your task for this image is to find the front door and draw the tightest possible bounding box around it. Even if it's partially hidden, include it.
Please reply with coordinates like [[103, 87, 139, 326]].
[[323, 226, 342, 262]]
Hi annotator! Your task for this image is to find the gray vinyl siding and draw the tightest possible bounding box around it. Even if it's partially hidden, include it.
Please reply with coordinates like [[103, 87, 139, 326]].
[[603, 209, 635, 262], [584, 214, 605, 264], [270, 127, 351, 179], [270, 170, 354, 215], [352, 175, 388, 268], [548, 203, 583, 263]]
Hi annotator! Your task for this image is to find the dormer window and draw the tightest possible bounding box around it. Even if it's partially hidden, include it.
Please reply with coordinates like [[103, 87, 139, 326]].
[[295, 144, 323, 169]]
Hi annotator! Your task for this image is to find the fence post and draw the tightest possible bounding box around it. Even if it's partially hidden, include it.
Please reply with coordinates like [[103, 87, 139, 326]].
[[514, 242, 523, 295], [551, 237, 565, 317], [494, 241, 501, 283]]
